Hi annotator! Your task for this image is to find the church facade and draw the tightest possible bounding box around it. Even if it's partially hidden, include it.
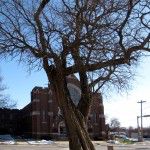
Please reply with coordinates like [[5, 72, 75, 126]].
[[0, 75, 106, 140], [20, 75, 106, 139]]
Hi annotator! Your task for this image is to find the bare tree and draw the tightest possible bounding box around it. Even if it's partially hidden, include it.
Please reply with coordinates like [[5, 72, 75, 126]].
[[110, 118, 121, 131], [0, 76, 16, 109], [0, 0, 149, 149]]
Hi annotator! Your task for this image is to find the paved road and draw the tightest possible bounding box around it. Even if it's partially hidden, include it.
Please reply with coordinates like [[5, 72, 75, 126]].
[[0, 144, 70, 150], [95, 141, 150, 150], [1, 141, 150, 150]]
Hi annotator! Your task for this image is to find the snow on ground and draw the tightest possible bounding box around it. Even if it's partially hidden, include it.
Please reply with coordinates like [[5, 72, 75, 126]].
[[0, 134, 54, 145], [0, 134, 15, 144], [27, 140, 53, 145]]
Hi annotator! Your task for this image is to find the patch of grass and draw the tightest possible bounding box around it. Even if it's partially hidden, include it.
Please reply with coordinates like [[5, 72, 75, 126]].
[[117, 138, 135, 144]]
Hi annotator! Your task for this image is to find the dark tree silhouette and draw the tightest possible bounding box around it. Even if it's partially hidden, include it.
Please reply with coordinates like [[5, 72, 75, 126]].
[[0, 0, 149, 149]]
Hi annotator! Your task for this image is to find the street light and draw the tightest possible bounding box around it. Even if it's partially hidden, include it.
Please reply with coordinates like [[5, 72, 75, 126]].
[[143, 115, 150, 118], [137, 100, 146, 142]]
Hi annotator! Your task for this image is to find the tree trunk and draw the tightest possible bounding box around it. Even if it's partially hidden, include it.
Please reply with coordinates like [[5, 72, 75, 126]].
[[68, 133, 82, 150], [43, 60, 95, 150], [63, 100, 95, 150], [48, 68, 95, 150], [78, 71, 92, 121]]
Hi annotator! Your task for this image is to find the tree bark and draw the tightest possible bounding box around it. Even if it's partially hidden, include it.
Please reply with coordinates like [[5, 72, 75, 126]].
[[78, 71, 92, 121], [44, 66, 95, 150], [43, 58, 95, 150]]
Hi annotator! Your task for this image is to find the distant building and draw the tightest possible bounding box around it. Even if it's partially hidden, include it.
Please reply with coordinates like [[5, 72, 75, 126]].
[[0, 108, 20, 134], [0, 75, 106, 140]]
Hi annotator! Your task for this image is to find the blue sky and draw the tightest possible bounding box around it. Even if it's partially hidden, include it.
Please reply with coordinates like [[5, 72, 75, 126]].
[[0, 59, 48, 109], [0, 56, 150, 128]]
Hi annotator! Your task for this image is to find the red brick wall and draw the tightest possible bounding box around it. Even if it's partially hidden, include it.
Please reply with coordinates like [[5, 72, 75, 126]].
[[21, 76, 106, 139]]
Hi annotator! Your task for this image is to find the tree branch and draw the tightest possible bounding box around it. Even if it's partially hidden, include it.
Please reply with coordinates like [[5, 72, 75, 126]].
[[34, 0, 50, 51]]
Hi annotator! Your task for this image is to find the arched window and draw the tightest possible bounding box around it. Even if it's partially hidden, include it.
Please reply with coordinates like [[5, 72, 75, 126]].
[[67, 83, 81, 106]]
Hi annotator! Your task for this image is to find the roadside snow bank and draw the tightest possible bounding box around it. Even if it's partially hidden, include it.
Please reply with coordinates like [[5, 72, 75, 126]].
[[0, 134, 15, 144], [27, 140, 53, 145]]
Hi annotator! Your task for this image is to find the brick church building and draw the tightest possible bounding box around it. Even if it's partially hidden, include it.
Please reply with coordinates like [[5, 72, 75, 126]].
[[0, 75, 106, 140]]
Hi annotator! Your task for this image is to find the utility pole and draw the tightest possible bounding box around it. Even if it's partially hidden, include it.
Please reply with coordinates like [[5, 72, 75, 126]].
[[137, 116, 140, 140], [137, 100, 146, 141]]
